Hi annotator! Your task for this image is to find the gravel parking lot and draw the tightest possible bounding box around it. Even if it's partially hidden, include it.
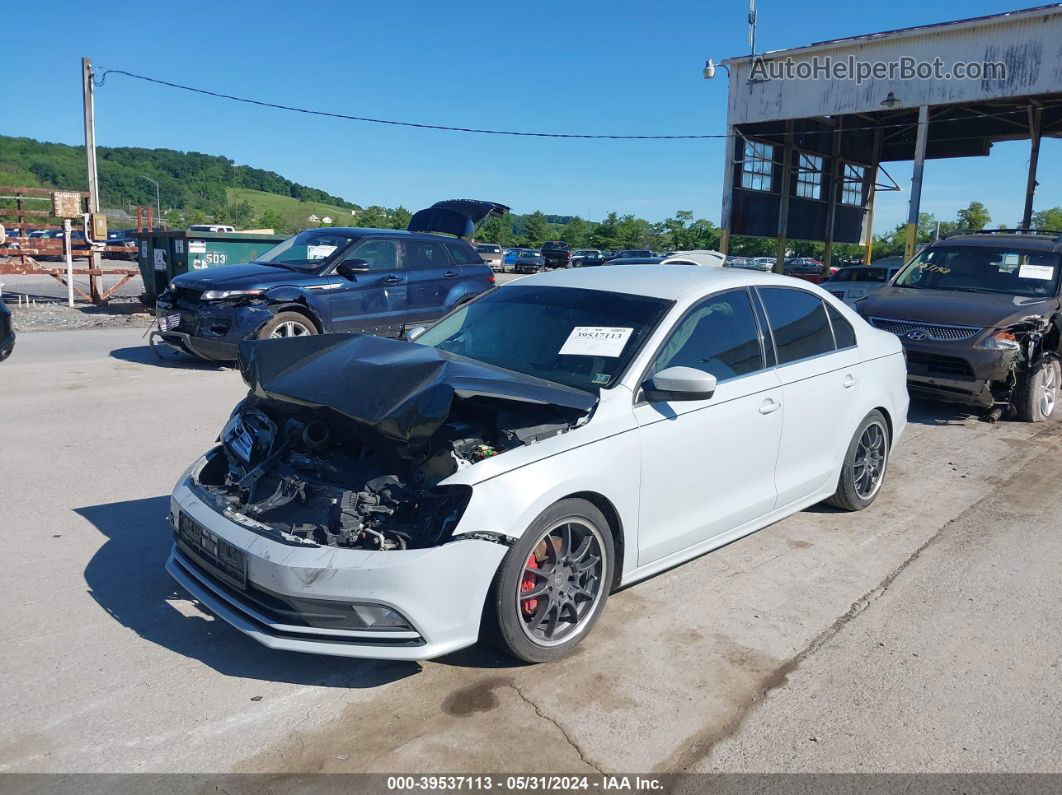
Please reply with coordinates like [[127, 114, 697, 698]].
[[1, 321, 1060, 774]]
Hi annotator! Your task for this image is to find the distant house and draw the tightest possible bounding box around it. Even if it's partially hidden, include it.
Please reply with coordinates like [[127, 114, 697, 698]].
[[307, 214, 320, 223], [321, 216, 333, 224]]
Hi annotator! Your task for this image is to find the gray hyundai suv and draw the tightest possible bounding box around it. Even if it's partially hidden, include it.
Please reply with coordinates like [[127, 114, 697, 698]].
[[856, 230, 1061, 422]]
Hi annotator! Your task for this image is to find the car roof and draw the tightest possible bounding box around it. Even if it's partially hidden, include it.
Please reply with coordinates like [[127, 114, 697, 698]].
[[936, 233, 1062, 253], [512, 263, 814, 300]]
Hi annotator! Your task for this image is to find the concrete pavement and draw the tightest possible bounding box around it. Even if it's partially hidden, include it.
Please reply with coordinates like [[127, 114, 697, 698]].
[[0, 326, 1059, 773]]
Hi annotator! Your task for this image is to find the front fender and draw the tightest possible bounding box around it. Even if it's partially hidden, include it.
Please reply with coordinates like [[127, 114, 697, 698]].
[[263, 286, 329, 329], [453, 425, 642, 579]]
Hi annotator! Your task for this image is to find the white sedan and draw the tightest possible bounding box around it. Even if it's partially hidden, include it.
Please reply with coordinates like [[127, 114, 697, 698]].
[[166, 266, 908, 662]]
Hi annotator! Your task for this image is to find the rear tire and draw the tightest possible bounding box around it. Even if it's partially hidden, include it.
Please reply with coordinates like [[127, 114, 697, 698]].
[[257, 311, 317, 340], [1017, 358, 1059, 423], [485, 498, 614, 663], [826, 410, 890, 512]]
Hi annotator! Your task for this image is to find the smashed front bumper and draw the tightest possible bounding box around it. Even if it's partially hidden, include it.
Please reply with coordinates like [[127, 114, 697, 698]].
[[901, 340, 1014, 408], [166, 476, 508, 660], [155, 298, 274, 361]]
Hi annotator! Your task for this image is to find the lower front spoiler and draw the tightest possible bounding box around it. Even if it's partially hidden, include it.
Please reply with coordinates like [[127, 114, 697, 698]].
[[154, 330, 239, 362], [907, 374, 994, 408]]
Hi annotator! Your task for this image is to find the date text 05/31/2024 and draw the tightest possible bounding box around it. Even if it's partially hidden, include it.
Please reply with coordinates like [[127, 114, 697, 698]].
[[385, 775, 664, 791]]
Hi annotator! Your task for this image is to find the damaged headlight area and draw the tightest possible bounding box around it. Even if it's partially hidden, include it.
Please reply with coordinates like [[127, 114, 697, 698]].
[[194, 394, 581, 551]]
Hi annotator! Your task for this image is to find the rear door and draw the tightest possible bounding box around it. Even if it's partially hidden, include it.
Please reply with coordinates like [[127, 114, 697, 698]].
[[756, 287, 862, 507], [403, 237, 457, 323], [328, 238, 407, 336]]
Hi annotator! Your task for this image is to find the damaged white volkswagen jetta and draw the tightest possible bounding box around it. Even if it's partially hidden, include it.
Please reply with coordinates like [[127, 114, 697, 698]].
[[167, 265, 909, 662]]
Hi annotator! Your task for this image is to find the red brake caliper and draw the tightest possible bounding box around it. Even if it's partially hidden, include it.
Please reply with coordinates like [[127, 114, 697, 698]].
[[521, 554, 539, 616]]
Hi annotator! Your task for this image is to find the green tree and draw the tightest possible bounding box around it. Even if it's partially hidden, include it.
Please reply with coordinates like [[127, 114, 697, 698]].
[[522, 211, 551, 246], [1032, 207, 1062, 231], [956, 201, 991, 231], [560, 216, 591, 248], [257, 209, 285, 231]]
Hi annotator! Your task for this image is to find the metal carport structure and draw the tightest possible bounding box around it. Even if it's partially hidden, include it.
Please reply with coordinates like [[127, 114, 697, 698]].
[[716, 4, 1062, 271]]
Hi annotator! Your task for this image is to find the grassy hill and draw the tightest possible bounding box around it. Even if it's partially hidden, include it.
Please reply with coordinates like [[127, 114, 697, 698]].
[[226, 188, 357, 230], [0, 135, 359, 232]]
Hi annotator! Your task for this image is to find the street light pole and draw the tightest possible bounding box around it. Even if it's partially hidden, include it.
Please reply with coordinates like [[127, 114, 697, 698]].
[[140, 175, 160, 228]]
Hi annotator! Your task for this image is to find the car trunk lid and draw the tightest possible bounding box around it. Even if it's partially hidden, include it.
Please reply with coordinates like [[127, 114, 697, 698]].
[[407, 200, 511, 239]]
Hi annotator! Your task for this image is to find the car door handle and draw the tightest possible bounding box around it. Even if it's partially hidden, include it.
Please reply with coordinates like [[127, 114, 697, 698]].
[[383, 275, 403, 285], [759, 398, 781, 415], [443, 270, 458, 278], [842, 374, 857, 389]]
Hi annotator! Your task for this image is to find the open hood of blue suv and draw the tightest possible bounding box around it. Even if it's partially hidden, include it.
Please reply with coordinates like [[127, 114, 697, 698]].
[[407, 200, 510, 239]]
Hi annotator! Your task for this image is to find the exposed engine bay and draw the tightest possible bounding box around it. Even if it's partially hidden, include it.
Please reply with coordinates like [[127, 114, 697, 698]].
[[191, 333, 598, 550]]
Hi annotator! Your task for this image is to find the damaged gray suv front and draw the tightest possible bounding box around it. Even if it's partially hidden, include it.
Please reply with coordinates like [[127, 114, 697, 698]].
[[857, 231, 1062, 421]]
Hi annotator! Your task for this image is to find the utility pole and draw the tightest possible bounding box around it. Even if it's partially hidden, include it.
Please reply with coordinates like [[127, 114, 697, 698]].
[[82, 57, 102, 303]]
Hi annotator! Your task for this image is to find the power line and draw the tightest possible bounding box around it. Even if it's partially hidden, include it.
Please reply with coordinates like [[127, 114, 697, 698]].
[[95, 69, 727, 140]]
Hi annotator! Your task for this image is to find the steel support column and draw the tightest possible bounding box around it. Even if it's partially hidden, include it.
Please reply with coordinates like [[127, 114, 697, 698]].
[[904, 105, 929, 262]]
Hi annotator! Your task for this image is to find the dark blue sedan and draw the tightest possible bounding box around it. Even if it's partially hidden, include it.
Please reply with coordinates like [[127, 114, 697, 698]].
[[154, 200, 507, 361]]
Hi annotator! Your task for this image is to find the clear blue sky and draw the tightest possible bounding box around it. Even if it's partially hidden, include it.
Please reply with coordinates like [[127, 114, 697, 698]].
[[4, 0, 1059, 233]]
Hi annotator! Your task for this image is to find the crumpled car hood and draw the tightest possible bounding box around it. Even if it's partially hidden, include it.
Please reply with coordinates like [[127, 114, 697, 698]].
[[237, 334, 597, 448]]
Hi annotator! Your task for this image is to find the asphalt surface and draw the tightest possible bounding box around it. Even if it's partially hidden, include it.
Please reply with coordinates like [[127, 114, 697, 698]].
[[1, 326, 1059, 774]]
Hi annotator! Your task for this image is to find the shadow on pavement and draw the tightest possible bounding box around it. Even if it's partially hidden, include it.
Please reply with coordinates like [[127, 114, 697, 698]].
[[109, 344, 234, 371], [907, 397, 984, 427], [76, 496, 419, 688]]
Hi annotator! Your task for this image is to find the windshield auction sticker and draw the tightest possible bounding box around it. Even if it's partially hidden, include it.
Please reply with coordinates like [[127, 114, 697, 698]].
[[307, 244, 338, 260], [559, 327, 634, 357], [1018, 262, 1055, 280]]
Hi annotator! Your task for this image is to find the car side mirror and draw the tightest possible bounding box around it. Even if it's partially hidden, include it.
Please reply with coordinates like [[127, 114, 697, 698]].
[[404, 325, 427, 341], [642, 366, 717, 402], [336, 259, 370, 278]]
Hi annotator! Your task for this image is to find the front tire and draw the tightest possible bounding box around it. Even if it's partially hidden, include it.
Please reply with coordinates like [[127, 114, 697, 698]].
[[826, 410, 890, 512], [485, 498, 614, 663], [257, 311, 317, 340], [1017, 358, 1059, 423]]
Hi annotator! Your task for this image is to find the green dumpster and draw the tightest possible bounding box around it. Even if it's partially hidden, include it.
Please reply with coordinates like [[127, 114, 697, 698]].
[[137, 230, 287, 302]]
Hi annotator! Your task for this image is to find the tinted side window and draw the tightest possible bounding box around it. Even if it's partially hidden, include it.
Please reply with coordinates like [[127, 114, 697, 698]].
[[759, 287, 835, 364], [347, 239, 397, 271], [652, 290, 764, 382], [826, 303, 857, 349], [445, 241, 480, 265], [407, 240, 452, 270]]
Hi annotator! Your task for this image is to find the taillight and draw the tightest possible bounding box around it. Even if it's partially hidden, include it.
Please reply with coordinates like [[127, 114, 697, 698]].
[[488, 274, 495, 284]]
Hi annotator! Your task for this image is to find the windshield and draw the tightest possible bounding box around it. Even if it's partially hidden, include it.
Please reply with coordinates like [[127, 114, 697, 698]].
[[475, 244, 501, 253], [894, 245, 1062, 297], [414, 286, 672, 392], [254, 229, 359, 271]]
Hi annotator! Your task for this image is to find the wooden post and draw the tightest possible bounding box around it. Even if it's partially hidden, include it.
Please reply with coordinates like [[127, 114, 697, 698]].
[[1021, 106, 1043, 231], [774, 120, 794, 273], [904, 105, 929, 262]]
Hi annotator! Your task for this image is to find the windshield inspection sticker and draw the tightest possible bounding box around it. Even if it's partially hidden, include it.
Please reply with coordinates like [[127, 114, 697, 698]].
[[1019, 262, 1055, 281], [559, 327, 634, 357]]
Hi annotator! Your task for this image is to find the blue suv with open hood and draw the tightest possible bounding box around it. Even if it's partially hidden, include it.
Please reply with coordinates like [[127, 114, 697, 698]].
[[154, 200, 508, 361]]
